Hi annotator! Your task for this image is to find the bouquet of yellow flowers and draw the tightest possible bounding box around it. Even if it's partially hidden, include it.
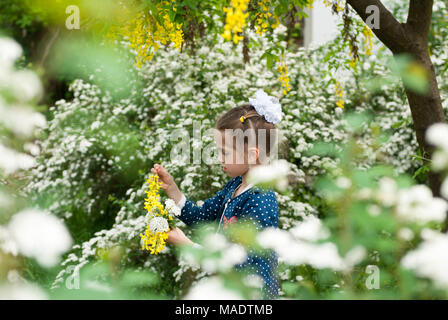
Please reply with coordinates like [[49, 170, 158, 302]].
[[140, 174, 181, 254]]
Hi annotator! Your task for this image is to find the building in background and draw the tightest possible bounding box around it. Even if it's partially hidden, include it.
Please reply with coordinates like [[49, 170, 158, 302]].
[[304, 1, 339, 48]]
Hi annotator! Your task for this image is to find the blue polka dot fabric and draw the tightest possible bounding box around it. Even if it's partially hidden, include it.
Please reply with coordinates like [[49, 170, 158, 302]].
[[178, 175, 279, 300]]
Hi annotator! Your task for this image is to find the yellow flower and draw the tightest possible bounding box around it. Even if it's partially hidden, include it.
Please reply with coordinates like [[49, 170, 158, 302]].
[[221, 0, 250, 44], [278, 53, 291, 96], [140, 174, 172, 254], [108, 2, 184, 68], [363, 25, 374, 56], [335, 81, 344, 109]]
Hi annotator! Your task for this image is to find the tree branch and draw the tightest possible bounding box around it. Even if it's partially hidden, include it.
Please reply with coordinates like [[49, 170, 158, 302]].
[[407, 0, 433, 40], [346, 0, 408, 54]]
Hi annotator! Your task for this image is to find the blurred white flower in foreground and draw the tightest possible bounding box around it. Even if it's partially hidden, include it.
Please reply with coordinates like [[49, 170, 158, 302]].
[[0, 283, 48, 300], [181, 232, 247, 273], [395, 185, 447, 224], [0, 37, 22, 69], [248, 159, 290, 191], [426, 123, 448, 171], [0, 144, 36, 175], [7, 209, 72, 267], [184, 276, 244, 300], [401, 229, 448, 289], [441, 177, 448, 200], [257, 219, 365, 272], [426, 123, 448, 152], [10, 70, 43, 102], [289, 215, 330, 242], [374, 177, 398, 207]]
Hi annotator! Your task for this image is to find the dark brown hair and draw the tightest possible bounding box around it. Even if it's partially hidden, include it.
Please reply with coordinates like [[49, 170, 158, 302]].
[[215, 104, 278, 162]]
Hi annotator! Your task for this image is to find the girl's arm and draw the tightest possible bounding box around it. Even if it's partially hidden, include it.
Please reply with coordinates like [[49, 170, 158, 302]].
[[151, 163, 234, 227], [175, 186, 229, 227]]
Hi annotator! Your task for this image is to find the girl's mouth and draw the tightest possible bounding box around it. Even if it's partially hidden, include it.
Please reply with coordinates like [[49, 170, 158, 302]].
[[222, 166, 227, 172]]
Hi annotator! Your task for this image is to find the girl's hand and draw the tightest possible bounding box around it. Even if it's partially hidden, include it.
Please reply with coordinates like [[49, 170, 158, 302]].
[[151, 163, 183, 204], [167, 227, 194, 246]]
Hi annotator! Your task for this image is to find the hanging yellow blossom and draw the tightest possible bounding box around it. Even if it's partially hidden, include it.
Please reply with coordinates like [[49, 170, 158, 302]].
[[362, 25, 374, 56], [109, 1, 184, 68], [277, 53, 291, 95], [254, 0, 274, 36], [221, 0, 250, 44], [335, 80, 344, 109], [323, 0, 345, 12], [140, 174, 174, 255]]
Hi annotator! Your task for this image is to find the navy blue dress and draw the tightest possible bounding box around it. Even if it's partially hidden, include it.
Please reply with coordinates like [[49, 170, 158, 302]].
[[178, 175, 279, 299]]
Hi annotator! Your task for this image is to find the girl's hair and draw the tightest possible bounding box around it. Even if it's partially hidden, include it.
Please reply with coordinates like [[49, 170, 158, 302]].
[[215, 104, 278, 162]]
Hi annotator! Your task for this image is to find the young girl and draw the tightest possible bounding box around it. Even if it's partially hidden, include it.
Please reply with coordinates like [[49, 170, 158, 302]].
[[151, 90, 282, 299]]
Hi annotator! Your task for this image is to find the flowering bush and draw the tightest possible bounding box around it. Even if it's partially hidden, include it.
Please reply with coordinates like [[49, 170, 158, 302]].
[[23, 2, 448, 299]]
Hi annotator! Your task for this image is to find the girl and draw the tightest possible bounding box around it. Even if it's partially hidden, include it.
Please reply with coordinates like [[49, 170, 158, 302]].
[[151, 90, 282, 299]]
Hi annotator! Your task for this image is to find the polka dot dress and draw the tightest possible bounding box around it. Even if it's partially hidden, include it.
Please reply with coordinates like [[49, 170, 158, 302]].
[[177, 175, 279, 299]]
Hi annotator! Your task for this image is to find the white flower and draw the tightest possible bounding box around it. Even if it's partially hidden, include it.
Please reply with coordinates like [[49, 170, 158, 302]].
[[248, 159, 290, 191], [10, 70, 43, 102], [257, 227, 364, 271], [203, 233, 227, 251], [148, 216, 169, 234], [426, 123, 448, 152], [0, 105, 46, 138], [395, 185, 447, 224], [344, 245, 366, 267], [79, 139, 93, 153], [430, 150, 448, 171], [0, 144, 36, 175], [441, 177, 448, 200], [401, 229, 448, 289], [0, 283, 48, 300], [336, 176, 352, 189], [220, 244, 247, 267], [289, 215, 329, 242], [0, 37, 22, 68], [164, 198, 181, 217], [374, 177, 397, 206], [8, 208, 72, 267], [398, 227, 414, 241], [184, 276, 244, 300], [248, 89, 282, 124]]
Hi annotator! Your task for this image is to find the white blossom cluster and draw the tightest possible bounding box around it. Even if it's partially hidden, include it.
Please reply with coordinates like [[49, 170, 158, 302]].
[[257, 216, 365, 272]]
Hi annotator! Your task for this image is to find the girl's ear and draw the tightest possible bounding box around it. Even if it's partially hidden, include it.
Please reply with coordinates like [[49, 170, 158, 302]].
[[248, 147, 259, 165]]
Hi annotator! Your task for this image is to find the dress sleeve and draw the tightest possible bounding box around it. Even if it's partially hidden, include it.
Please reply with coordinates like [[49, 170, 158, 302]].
[[235, 191, 279, 299], [176, 179, 234, 227]]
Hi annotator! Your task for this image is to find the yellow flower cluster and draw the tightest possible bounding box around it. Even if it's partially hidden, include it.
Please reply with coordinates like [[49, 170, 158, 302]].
[[335, 81, 344, 109], [140, 174, 173, 254], [254, 0, 273, 36], [112, 1, 184, 68], [277, 53, 291, 95], [323, 0, 345, 12], [141, 227, 169, 254], [221, 0, 250, 44], [362, 25, 374, 56]]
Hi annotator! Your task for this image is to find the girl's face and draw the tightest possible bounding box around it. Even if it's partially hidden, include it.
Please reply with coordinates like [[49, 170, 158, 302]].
[[215, 130, 257, 178]]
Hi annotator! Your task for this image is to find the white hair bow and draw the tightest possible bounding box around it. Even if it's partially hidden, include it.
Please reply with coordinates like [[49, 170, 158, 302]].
[[248, 89, 282, 124]]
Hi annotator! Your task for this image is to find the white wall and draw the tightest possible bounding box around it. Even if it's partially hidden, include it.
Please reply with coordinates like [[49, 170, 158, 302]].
[[304, 1, 340, 48]]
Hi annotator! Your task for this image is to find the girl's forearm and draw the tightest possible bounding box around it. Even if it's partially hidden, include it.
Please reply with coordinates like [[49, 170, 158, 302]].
[[167, 184, 183, 204]]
